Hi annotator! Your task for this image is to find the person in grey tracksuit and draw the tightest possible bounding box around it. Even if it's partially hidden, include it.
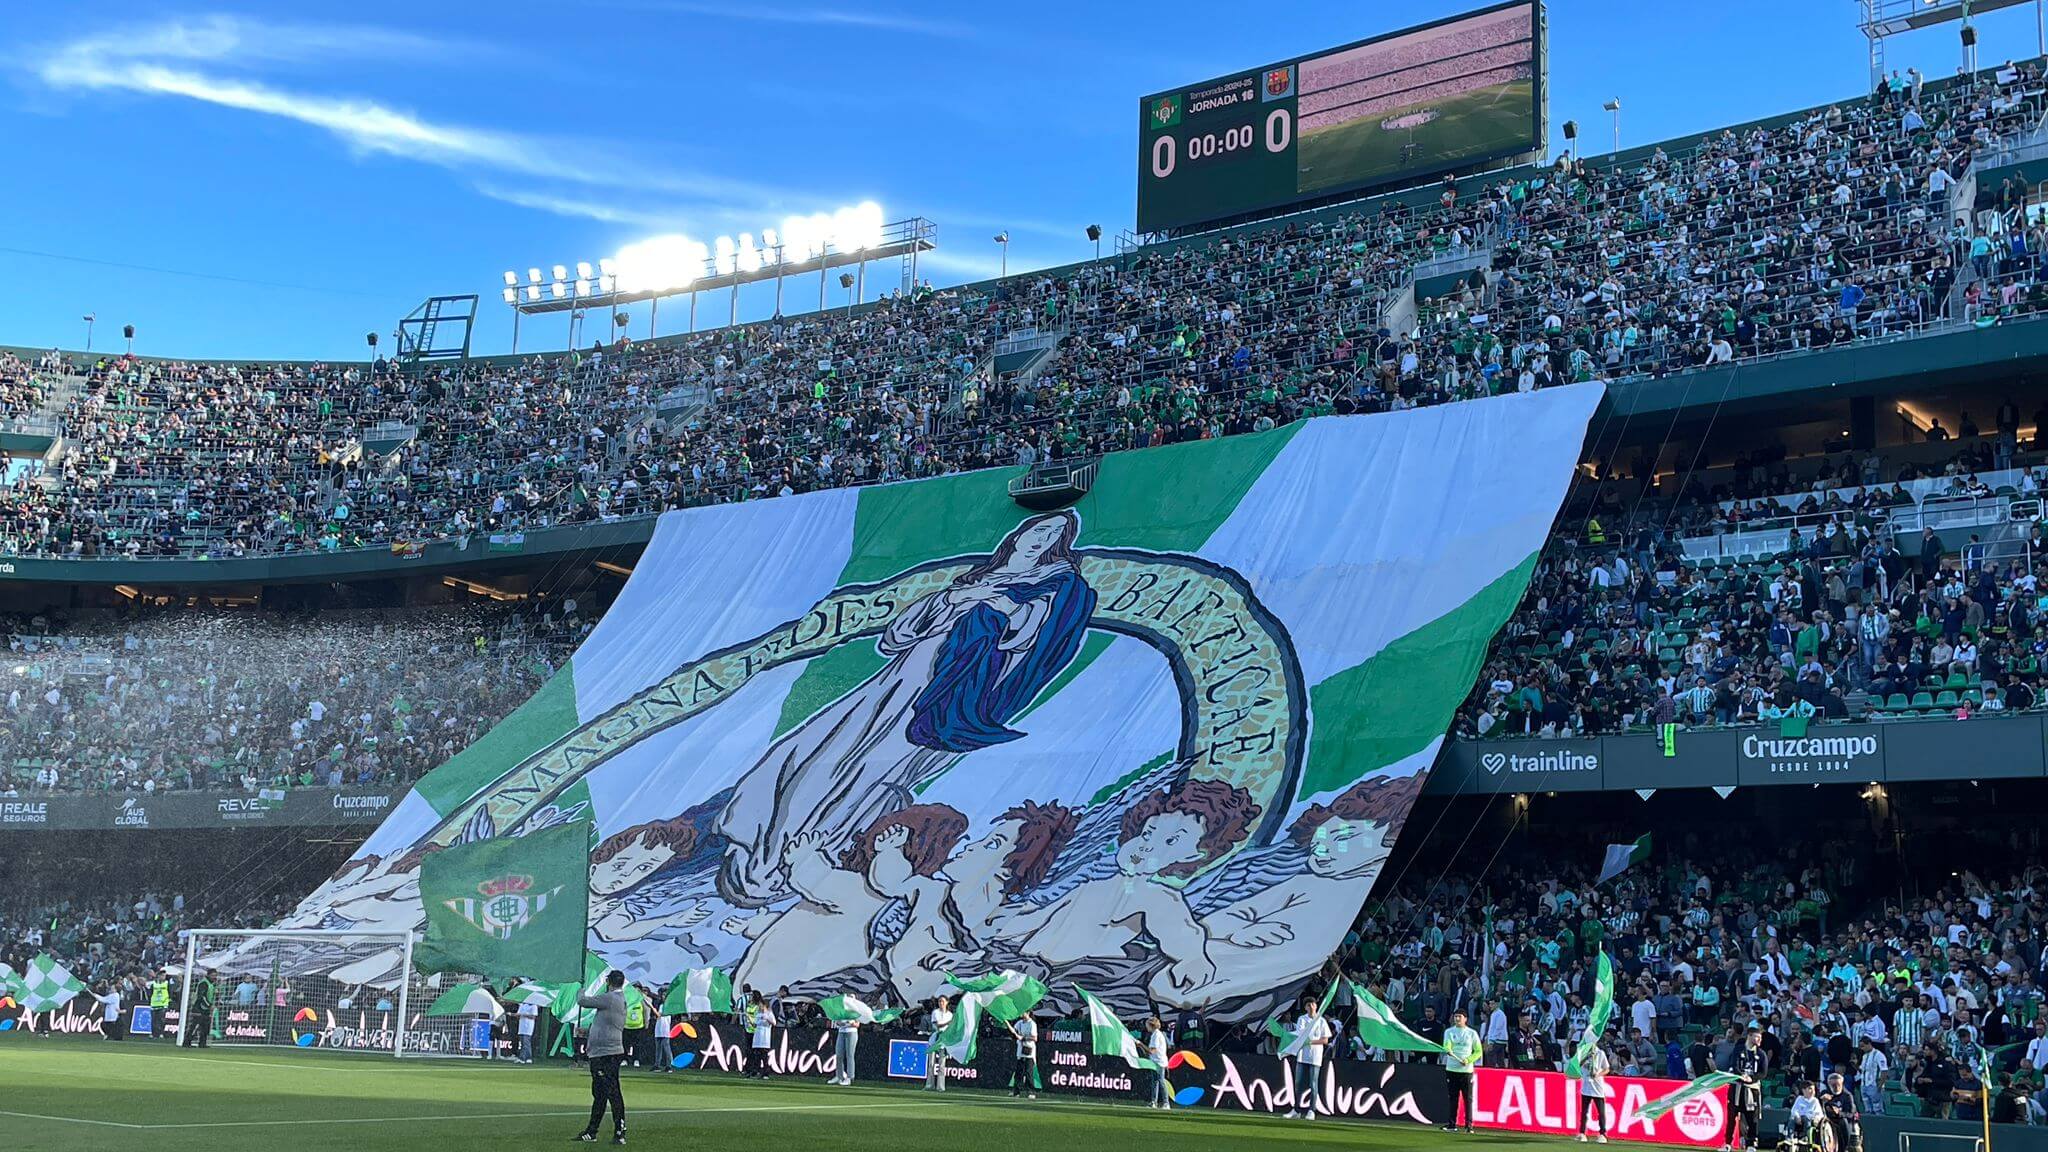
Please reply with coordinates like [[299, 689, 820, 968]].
[[576, 971, 629, 1146]]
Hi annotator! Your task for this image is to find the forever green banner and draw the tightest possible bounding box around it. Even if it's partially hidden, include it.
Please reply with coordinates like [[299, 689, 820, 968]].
[[415, 820, 589, 983]]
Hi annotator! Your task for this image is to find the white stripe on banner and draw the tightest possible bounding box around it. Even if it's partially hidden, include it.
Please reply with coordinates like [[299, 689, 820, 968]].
[[570, 487, 861, 718]]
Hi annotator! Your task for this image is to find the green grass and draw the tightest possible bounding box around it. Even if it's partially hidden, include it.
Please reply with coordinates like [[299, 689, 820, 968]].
[[0, 1036, 1569, 1152], [1297, 79, 1535, 194]]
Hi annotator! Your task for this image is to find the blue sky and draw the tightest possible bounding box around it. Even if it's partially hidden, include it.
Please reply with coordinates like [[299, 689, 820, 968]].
[[1, 1, 2042, 361]]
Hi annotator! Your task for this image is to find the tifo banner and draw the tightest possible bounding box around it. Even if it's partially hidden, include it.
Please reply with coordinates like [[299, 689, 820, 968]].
[[1472, 1067, 1729, 1147], [270, 390, 1601, 1018]]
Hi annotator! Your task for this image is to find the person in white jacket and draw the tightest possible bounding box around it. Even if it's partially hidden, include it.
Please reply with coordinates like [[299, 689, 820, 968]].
[[1577, 1040, 1613, 1143]]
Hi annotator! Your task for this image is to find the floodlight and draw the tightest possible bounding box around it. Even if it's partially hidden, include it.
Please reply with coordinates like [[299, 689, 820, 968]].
[[528, 267, 543, 284], [503, 271, 518, 287], [762, 228, 781, 258], [551, 282, 567, 299], [552, 265, 568, 282], [714, 235, 737, 275], [738, 233, 762, 273], [525, 285, 541, 301], [576, 261, 593, 280], [502, 287, 517, 303], [576, 279, 592, 297], [599, 257, 616, 277]]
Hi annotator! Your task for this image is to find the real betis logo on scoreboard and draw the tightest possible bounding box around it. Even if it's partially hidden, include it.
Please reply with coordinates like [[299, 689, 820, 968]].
[[1148, 93, 1181, 129]]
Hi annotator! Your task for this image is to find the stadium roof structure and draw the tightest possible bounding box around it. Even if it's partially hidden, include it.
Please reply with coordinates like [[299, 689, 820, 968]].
[[510, 216, 936, 318]]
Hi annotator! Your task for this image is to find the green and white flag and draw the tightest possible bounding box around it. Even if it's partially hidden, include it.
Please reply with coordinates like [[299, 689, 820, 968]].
[[288, 389, 1603, 1007], [502, 981, 555, 1007], [553, 952, 642, 1027], [1075, 984, 1156, 1071], [944, 970, 1048, 1022], [1349, 980, 1452, 1056], [1639, 1071, 1743, 1120], [662, 968, 733, 1016], [1595, 833, 1652, 886], [416, 819, 589, 983], [1567, 950, 1616, 1076], [0, 962, 24, 999], [819, 995, 904, 1026], [932, 991, 983, 1064], [21, 954, 85, 1013]]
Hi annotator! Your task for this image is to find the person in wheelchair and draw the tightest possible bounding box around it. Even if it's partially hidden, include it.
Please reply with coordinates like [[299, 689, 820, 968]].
[[1819, 1071, 1862, 1152], [1787, 1081, 1827, 1150]]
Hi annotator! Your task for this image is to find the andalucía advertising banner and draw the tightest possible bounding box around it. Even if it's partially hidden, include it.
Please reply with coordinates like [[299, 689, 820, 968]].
[[1473, 1067, 1729, 1147]]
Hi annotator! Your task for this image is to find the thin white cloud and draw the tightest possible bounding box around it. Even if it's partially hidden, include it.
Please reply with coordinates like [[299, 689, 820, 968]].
[[916, 248, 1008, 281], [606, 1, 971, 38], [30, 15, 835, 225], [471, 185, 691, 230]]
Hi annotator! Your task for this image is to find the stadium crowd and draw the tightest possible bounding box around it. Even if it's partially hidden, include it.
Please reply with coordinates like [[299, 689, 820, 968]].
[[1456, 431, 2048, 738], [1325, 833, 2048, 1123], [0, 601, 585, 794], [0, 61, 2042, 560]]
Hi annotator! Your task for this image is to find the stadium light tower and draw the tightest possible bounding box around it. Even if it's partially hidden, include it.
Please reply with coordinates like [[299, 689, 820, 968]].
[[994, 232, 1009, 279], [1602, 98, 1621, 156]]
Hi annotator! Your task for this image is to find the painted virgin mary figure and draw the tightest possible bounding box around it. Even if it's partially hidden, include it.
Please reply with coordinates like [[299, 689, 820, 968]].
[[716, 510, 1096, 906]]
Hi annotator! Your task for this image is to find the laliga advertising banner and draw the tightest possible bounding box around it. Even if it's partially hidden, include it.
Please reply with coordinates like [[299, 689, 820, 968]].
[[1473, 1067, 1729, 1147]]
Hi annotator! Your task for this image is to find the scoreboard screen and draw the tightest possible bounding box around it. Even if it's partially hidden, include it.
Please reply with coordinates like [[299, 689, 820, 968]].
[[1136, 1, 1544, 234]]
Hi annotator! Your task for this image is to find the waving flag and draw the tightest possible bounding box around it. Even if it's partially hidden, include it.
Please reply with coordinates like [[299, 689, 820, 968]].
[[1076, 984, 1157, 1071], [21, 954, 85, 1013], [932, 992, 982, 1064], [1596, 833, 1652, 886], [1350, 980, 1452, 1055], [818, 995, 904, 1026], [944, 970, 1047, 1022], [663, 968, 733, 1016], [1566, 950, 1615, 1076], [1640, 1071, 1743, 1120]]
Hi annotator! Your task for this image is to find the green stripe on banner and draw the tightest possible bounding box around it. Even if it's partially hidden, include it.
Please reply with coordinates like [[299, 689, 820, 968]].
[[414, 667, 579, 814], [1071, 422, 1302, 551], [776, 424, 1302, 740], [1296, 550, 1541, 800]]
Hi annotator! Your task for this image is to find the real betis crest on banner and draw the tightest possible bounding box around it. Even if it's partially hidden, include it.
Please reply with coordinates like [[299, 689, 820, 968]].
[[416, 820, 590, 982]]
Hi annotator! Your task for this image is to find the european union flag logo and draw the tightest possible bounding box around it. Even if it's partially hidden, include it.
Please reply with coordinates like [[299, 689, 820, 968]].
[[887, 1039, 930, 1080]]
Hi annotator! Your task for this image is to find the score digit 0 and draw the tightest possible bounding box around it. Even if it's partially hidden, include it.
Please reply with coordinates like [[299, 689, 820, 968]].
[[1266, 107, 1291, 152]]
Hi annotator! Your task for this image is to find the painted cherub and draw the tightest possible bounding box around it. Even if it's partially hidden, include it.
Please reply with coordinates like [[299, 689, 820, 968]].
[[1187, 773, 1422, 1000], [587, 815, 709, 943], [723, 803, 967, 993], [991, 778, 1260, 997], [874, 800, 1081, 1004]]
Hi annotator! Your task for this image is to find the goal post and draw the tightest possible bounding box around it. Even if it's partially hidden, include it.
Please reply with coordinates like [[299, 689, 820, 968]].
[[177, 928, 474, 1058]]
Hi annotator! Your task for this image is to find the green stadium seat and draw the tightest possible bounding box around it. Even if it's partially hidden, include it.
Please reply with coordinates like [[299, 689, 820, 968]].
[[1946, 671, 1968, 689], [1935, 690, 1959, 708], [1884, 693, 1909, 711], [1910, 692, 1936, 711]]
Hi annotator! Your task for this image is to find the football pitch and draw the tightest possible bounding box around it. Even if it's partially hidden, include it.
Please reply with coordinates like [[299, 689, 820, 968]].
[[1297, 79, 1535, 194], [0, 1037, 1581, 1152]]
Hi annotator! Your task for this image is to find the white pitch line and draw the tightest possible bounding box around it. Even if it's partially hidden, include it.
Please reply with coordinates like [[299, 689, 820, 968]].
[[127, 1100, 964, 1130], [0, 1108, 147, 1129]]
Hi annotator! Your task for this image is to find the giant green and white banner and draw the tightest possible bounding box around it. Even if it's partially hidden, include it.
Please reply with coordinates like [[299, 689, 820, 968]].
[[274, 386, 1601, 1018]]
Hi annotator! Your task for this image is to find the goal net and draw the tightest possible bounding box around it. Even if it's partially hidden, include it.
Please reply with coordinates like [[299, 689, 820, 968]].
[[179, 929, 484, 1058]]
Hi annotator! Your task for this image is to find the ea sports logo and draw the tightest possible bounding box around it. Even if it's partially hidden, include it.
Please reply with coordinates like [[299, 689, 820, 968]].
[[1671, 1093, 1725, 1141]]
